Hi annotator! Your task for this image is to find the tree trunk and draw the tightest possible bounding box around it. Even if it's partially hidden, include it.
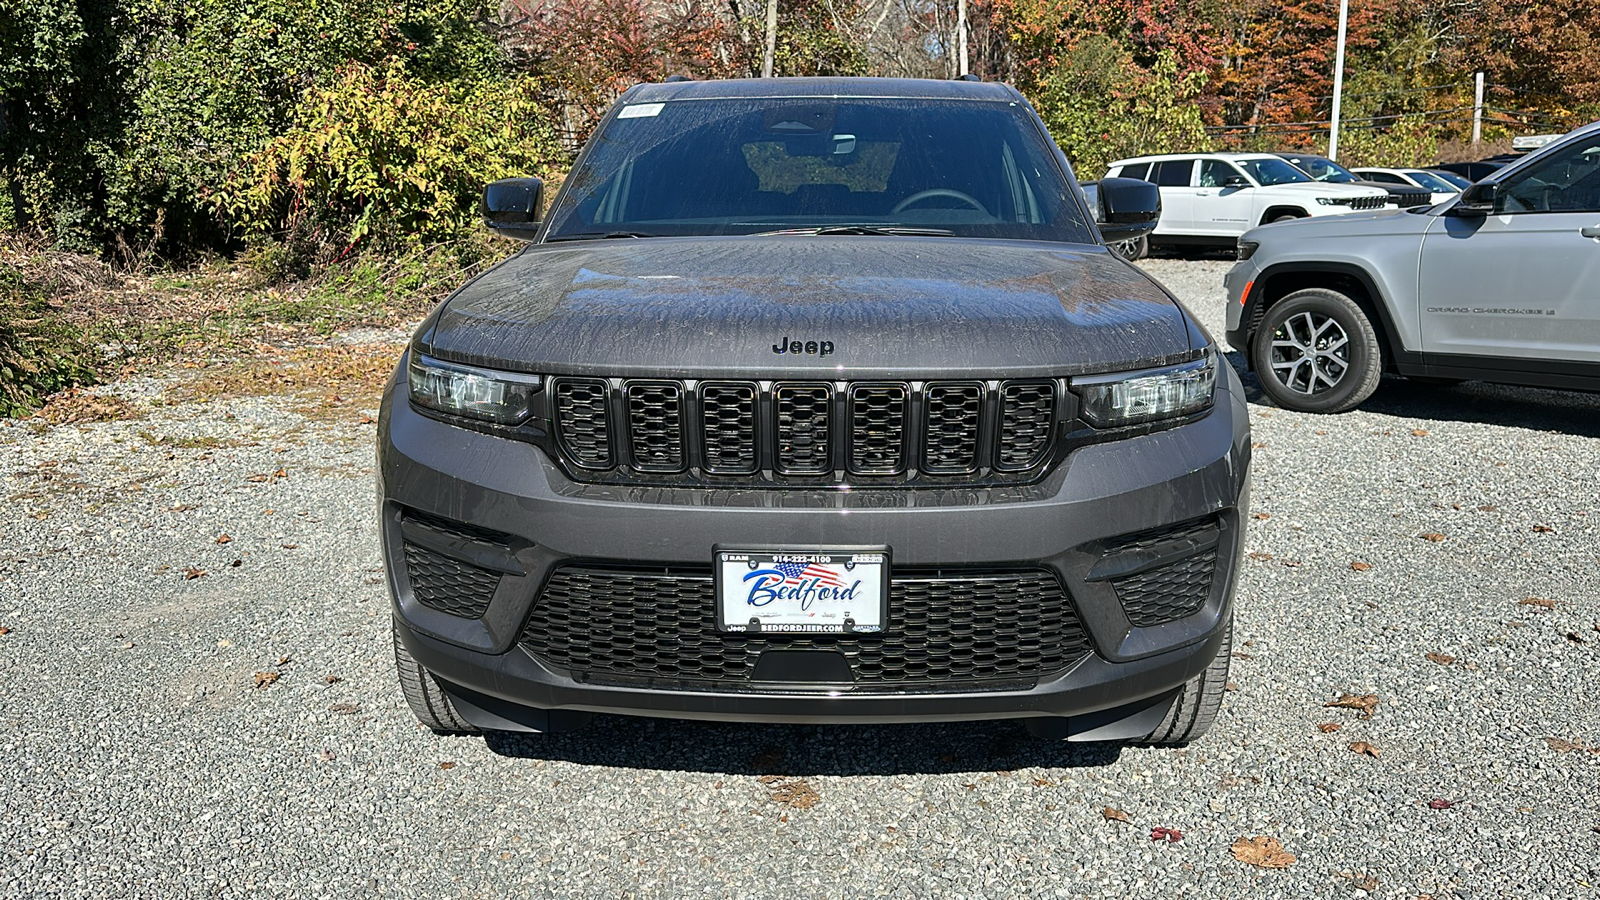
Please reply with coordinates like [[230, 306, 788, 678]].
[[762, 0, 778, 78]]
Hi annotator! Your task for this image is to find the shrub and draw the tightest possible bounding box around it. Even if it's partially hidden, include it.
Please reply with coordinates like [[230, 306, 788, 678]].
[[1034, 47, 1211, 177], [216, 64, 561, 254]]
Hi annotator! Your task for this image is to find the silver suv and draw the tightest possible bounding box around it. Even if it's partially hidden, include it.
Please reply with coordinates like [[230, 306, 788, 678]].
[[1226, 121, 1600, 413]]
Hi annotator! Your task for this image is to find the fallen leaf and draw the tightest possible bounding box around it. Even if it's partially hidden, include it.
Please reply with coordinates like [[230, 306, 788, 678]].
[[1349, 741, 1381, 759], [182, 566, 206, 580], [1224, 682, 1240, 692], [1532, 524, 1555, 533], [1419, 532, 1446, 542], [1350, 873, 1379, 891], [1031, 777, 1055, 787], [1231, 836, 1295, 869], [1150, 826, 1183, 843], [1325, 693, 1380, 719], [317, 749, 335, 762], [1568, 632, 1588, 644], [1232, 652, 1254, 660], [1425, 652, 1456, 665], [1411, 429, 1429, 437], [1477, 505, 1496, 512], [1350, 561, 1372, 571], [215, 534, 233, 544], [247, 474, 269, 483], [1251, 512, 1271, 520], [439, 761, 456, 770], [229, 559, 242, 568], [0, 627, 10, 636], [281, 543, 298, 549], [768, 779, 820, 809], [330, 702, 361, 715], [276, 656, 290, 666], [1101, 806, 1132, 824], [253, 671, 279, 688], [324, 674, 342, 685], [273, 467, 287, 479], [1246, 551, 1275, 561], [1317, 722, 1342, 733], [359, 415, 375, 424], [1428, 799, 1455, 810], [1543, 737, 1590, 753]]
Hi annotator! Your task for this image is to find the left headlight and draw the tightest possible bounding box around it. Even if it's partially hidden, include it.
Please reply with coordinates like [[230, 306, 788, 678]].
[[407, 353, 541, 425], [1073, 351, 1216, 428]]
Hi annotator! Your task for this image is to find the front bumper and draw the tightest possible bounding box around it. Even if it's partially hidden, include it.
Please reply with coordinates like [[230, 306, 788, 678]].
[[377, 362, 1252, 728]]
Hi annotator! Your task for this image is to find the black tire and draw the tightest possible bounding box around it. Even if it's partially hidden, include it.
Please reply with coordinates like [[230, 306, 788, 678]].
[[1270, 212, 1305, 223], [1250, 287, 1383, 413], [393, 617, 479, 734], [1143, 614, 1232, 745], [1109, 234, 1148, 261]]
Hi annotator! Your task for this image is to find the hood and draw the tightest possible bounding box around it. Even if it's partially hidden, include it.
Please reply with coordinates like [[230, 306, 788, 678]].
[[1245, 206, 1432, 242], [1264, 182, 1389, 198], [419, 236, 1197, 379]]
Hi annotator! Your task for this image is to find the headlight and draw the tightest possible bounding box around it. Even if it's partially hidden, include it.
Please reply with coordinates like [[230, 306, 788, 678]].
[[1316, 197, 1348, 206], [407, 353, 541, 424], [1073, 352, 1216, 427], [1236, 239, 1259, 261]]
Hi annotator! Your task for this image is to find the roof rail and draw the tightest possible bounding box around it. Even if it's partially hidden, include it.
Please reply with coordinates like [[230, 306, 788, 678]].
[[663, 74, 693, 83], [954, 74, 980, 82]]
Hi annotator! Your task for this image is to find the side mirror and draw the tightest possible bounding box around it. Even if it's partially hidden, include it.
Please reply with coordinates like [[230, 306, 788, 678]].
[[1223, 175, 1251, 189], [1088, 177, 1161, 243], [481, 177, 544, 239], [1449, 181, 1498, 217]]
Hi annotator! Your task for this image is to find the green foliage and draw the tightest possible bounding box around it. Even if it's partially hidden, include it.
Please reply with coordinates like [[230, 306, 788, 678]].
[[0, 260, 99, 415], [1034, 46, 1210, 177], [217, 64, 559, 253]]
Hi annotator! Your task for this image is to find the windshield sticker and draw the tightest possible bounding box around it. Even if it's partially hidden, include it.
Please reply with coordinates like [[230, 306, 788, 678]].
[[617, 103, 665, 119]]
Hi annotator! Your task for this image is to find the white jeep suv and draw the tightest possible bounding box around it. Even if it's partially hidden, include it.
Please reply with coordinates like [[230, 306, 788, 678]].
[[1105, 153, 1389, 256]]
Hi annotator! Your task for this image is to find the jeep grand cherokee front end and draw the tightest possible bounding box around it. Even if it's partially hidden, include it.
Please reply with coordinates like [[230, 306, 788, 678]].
[[379, 77, 1250, 744]]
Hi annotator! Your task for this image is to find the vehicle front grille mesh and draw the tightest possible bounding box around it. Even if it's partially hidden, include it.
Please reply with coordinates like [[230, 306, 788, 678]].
[[1105, 517, 1220, 627], [548, 377, 1065, 485], [521, 567, 1090, 689], [1348, 196, 1385, 210]]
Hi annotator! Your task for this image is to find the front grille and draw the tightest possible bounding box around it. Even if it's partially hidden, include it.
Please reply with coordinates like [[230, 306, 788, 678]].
[[403, 543, 501, 618], [548, 377, 1066, 486], [521, 566, 1091, 690], [1114, 550, 1216, 626], [1348, 196, 1385, 210]]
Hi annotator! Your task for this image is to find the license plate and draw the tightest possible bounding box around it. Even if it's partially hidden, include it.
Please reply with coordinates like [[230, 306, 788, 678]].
[[715, 549, 889, 634]]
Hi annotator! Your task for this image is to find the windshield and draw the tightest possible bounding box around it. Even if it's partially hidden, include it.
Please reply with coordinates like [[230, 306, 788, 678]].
[[543, 97, 1098, 243], [1236, 157, 1313, 186], [1406, 170, 1458, 192], [1428, 169, 1473, 189], [1284, 155, 1357, 183]]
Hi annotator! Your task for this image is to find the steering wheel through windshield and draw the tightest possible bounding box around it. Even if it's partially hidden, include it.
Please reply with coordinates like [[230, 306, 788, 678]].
[[891, 188, 991, 217]]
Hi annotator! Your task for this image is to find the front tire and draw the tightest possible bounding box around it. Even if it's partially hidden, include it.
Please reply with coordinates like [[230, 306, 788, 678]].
[[1109, 234, 1148, 261], [1251, 288, 1382, 413], [393, 617, 479, 734], [1143, 615, 1232, 745]]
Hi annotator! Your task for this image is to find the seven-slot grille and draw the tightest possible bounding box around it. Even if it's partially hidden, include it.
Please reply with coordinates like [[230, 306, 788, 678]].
[[521, 566, 1091, 689], [549, 377, 1061, 484], [1347, 196, 1385, 210]]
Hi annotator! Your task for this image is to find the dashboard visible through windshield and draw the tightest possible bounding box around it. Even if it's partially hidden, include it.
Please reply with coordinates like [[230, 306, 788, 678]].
[[542, 97, 1098, 243]]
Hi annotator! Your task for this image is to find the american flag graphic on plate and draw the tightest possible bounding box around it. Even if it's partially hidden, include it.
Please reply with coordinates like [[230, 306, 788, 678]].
[[773, 560, 846, 588], [715, 550, 888, 633]]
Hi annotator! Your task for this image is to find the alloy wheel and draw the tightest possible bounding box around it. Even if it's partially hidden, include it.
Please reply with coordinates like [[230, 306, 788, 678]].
[[1268, 311, 1349, 395]]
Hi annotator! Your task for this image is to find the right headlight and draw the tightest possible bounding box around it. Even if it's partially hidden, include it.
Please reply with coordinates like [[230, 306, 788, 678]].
[[1073, 352, 1216, 428], [407, 353, 542, 425]]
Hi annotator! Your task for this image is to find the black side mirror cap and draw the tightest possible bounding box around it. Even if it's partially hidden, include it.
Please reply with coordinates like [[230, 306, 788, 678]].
[[1085, 177, 1161, 243], [1223, 175, 1251, 189], [481, 177, 544, 239], [1448, 181, 1498, 217]]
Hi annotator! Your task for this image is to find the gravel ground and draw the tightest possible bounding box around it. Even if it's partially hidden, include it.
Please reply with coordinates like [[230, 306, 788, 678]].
[[2, 257, 1598, 898]]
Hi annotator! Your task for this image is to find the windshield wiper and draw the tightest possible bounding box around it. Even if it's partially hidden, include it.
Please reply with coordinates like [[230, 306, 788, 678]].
[[545, 231, 658, 242], [754, 225, 955, 237]]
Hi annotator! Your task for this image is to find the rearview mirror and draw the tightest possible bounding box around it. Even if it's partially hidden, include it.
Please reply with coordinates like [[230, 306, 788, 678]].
[[481, 177, 544, 239], [1086, 177, 1161, 243], [1449, 181, 1497, 217]]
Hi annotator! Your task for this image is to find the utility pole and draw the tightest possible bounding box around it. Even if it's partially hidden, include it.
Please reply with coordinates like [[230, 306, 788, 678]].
[[1328, 0, 1349, 160], [1472, 72, 1484, 144], [761, 0, 778, 78], [957, 0, 969, 77]]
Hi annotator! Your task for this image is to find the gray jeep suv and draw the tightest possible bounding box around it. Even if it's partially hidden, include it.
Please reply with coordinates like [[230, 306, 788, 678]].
[[379, 78, 1251, 743], [1229, 120, 1600, 413]]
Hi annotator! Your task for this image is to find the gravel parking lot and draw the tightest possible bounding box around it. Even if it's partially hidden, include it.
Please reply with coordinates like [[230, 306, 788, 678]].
[[2, 257, 1597, 898]]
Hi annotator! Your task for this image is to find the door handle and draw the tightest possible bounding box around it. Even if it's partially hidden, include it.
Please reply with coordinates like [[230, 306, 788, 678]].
[[1582, 225, 1600, 238]]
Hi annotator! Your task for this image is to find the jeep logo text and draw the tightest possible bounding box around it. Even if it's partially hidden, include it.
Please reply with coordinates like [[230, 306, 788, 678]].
[[772, 336, 834, 357]]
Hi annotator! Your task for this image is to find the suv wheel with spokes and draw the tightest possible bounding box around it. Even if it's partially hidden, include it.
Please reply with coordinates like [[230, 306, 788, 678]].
[[1251, 287, 1382, 413]]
